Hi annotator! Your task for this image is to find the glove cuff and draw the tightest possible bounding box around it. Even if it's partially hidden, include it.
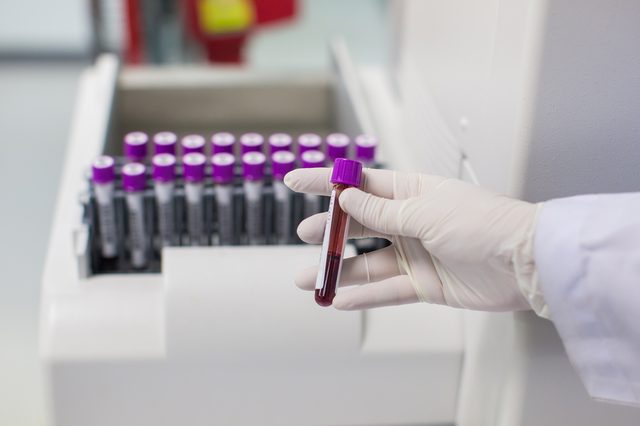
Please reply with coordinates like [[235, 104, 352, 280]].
[[514, 202, 549, 318]]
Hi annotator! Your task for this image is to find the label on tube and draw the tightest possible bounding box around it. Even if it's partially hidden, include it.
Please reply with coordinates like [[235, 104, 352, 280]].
[[95, 184, 118, 257], [273, 180, 291, 244], [315, 189, 350, 289], [185, 182, 204, 245], [126, 192, 147, 268], [155, 182, 175, 246], [212, 152, 236, 245], [122, 162, 148, 268], [215, 185, 235, 245], [92, 155, 118, 258], [244, 180, 263, 244]]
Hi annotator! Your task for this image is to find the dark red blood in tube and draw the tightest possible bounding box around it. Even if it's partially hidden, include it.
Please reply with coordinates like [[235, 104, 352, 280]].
[[315, 185, 350, 306]]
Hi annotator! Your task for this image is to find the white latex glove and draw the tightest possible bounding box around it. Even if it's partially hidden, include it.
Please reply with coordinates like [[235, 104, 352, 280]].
[[284, 168, 548, 316]]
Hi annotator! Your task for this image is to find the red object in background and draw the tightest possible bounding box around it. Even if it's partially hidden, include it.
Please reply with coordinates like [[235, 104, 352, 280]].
[[124, 0, 144, 64], [183, 0, 297, 64], [203, 34, 248, 63], [252, 0, 296, 25]]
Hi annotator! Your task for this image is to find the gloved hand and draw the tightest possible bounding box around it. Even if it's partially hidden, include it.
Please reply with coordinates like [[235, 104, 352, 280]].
[[284, 168, 548, 316]]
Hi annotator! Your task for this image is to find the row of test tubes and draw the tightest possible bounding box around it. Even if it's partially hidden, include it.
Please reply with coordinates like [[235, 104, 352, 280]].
[[88, 131, 377, 272], [122, 131, 377, 165]]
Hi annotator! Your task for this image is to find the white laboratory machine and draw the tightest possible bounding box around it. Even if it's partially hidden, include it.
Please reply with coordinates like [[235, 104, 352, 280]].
[[41, 1, 640, 425]]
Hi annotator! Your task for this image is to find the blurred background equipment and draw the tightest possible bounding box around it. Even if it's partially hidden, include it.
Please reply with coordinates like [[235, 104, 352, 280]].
[[90, 0, 297, 64]]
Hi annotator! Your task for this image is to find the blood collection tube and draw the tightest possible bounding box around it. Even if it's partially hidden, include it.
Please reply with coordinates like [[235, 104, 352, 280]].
[[91, 155, 118, 258], [124, 131, 149, 162], [326, 133, 351, 164], [355, 134, 377, 166], [122, 162, 148, 268], [268, 133, 293, 154], [211, 132, 236, 155], [297, 133, 322, 154], [242, 151, 266, 244], [315, 158, 363, 306], [153, 131, 178, 155], [240, 133, 264, 154], [183, 152, 206, 246], [212, 153, 236, 245], [152, 153, 177, 247], [271, 151, 296, 244], [181, 134, 206, 155], [300, 150, 326, 217]]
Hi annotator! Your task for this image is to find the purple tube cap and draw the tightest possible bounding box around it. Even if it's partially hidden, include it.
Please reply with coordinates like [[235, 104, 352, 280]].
[[297, 133, 322, 153], [300, 150, 325, 168], [124, 131, 149, 159], [152, 153, 177, 182], [92, 155, 116, 184], [211, 132, 236, 154], [271, 151, 296, 180], [211, 153, 235, 184], [269, 133, 292, 153], [327, 144, 348, 161], [240, 133, 264, 153], [122, 162, 147, 192], [331, 158, 362, 187], [326, 133, 350, 160], [183, 152, 206, 182], [153, 131, 178, 155], [242, 151, 266, 181], [355, 134, 377, 161], [326, 133, 350, 147], [181, 134, 206, 154]]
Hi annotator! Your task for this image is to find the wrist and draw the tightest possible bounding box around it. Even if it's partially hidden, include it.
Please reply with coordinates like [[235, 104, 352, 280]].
[[514, 202, 549, 318]]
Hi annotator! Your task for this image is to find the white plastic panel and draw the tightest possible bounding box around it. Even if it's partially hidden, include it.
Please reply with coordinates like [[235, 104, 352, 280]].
[[164, 246, 361, 359], [42, 275, 165, 360], [396, 61, 461, 177], [394, 0, 547, 194]]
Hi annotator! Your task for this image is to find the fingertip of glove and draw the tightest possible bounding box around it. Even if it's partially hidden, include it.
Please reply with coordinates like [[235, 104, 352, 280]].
[[294, 265, 317, 291], [283, 170, 299, 190], [338, 187, 362, 209], [332, 293, 360, 311], [296, 219, 322, 244]]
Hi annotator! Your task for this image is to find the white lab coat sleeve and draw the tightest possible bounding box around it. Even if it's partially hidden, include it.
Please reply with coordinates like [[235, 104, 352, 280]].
[[534, 193, 640, 406]]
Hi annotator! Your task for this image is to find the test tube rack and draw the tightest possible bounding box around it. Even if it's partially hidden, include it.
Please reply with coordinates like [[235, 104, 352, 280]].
[[82, 157, 388, 275]]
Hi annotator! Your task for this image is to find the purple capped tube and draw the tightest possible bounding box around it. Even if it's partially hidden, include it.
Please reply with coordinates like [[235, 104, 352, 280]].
[[240, 133, 264, 154], [183, 153, 207, 246], [326, 133, 350, 164], [153, 132, 178, 155], [242, 151, 266, 244], [300, 150, 326, 217], [272, 151, 296, 244], [354, 134, 377, 166], [181, 134, 206, 155], [124, 132, 149, 162], [122, 162, 148, 268], [211, 132, 236, 155], [315, 159, 363, 306], [91, 156, 118, 258], [352, 135, 379, 253], [269, 133, 293, 154], [152, 154, 177, 247], [297, 133, 322, 154], [212, 153, 236, 245]]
